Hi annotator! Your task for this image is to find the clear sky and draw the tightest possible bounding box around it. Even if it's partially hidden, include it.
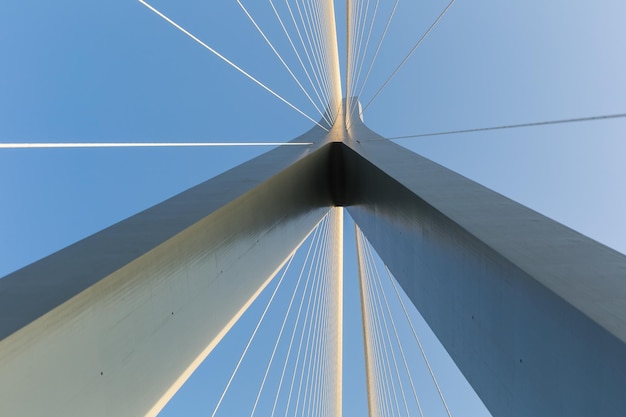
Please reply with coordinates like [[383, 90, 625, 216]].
[[1, 0, 626, 416]]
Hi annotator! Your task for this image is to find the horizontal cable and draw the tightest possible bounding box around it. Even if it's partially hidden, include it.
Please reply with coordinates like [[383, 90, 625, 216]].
[[138, 0, 328, 131], [361, 112, 626, 142], [0, 142, 313, 149]]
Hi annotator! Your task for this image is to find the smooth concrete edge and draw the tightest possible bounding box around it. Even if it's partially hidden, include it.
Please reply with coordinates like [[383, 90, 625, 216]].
[[341, 138, 626, 417], [0, 137, 336, 416]]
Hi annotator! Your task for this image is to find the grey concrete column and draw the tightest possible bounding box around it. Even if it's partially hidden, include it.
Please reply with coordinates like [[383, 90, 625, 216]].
[[342, 119, 626, 417], [0, 125, 336, 417]]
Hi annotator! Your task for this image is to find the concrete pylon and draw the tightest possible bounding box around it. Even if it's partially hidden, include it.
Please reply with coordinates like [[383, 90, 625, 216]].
[[341, 106, 626, 417], [2, 99, 626, 417], [0, 120, 339, 417]]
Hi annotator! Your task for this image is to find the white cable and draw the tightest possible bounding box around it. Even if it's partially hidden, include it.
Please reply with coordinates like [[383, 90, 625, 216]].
[[282, 215, 330, 417], [348, 0, 368, 109], [345, 0, 353, 113], [315, 227, 335, 417], [386, 265, 453, 417], [355, 227, 379, 417], [0, 142, 313, 149], [269, 0, 330, 118], [209, 250, 296, 417], [309, 221, 334, 417], [303, 233, 331, 417], [361, 0, 457, 116], [284, 0, 332, 115], [317, 0, 342, 119], [304, 224, 328, 417], [347, 0, 400, 130], [363, 237, 400, 417], [236, 0, 332, 127], [353, 0, 399, 102], [291, 218, 331, 416], [346, 0, 363, 117], [269, 214, 327, 417], [349, 0, 371, 98], [293, 0, 332, 113], [138, 0, 328, 131], [351, 0, 380, 103], [365, 242, 416, 417], [298, 0, 332, 121], [344, 0, 355, 119], [308, 0, 336, 122], [248, 213, 327, 417], [368, 244, 425, 417]]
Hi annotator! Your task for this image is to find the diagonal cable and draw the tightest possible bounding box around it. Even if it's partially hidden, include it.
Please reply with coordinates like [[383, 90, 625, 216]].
[[347, 0, 399, 130], [386, 265, 453, 417], [364, 239, 404, 417], [354, 0, 400, 100], [345, 0, 355, 113], [365, 242, 408, 417], [282, 215, 330, 417], [293, 0, 333, 113], [303, 234, 331, 417], [358, 226, 396, 417], [365, 240, 422, 417], [291, 218, 331, 416], [209, 250, 297, 417], [138, 0, 327, 131], [309, 0, 339, 122], [299, 0, 333, 118], [317, 0, 343, 116], [367, 244, 425, 417], [362, 112, 626, 141], [349, 0, 372, 102], [305, 228, 331, 417], [360, 0, 457, 116], [351, 0, 381, 101], [248, 213, 328, 417], [268, 213, 329, 417], [284, 0, 332, 115], [236, 0, 333, 127], [269, 0, 330, 118]]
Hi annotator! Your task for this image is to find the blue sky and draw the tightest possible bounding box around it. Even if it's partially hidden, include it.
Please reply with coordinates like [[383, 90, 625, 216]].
[[1, 0, 626, 415]]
